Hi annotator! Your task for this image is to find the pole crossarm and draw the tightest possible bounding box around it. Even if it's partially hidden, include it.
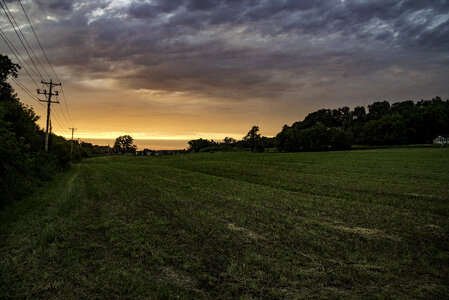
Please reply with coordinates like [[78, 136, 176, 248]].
[[37, 81, 61, 103], [38, 98, 60, 104], [41, 80, 61, 86]]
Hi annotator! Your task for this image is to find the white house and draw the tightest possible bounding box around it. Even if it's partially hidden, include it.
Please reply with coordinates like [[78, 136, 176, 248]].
[[433, 134, 449, 145]]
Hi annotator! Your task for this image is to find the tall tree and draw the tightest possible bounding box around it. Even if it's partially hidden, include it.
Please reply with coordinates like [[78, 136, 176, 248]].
[[243, 126, 261, 152], [114, 135, 137, 154]]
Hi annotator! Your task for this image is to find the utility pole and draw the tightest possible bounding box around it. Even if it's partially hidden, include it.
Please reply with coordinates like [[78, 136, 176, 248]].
[[37, 80, 61, 152], [69, 127, 76, 158]]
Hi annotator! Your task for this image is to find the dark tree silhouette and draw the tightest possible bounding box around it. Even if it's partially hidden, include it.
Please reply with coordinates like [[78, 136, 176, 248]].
[[223, 137, 237, 145], [367, 101, 390, 120], [276, 97, 449, 151], [243, 126, 262, 152], [114, 135, 137, 154], [187, 138, 215, 152]]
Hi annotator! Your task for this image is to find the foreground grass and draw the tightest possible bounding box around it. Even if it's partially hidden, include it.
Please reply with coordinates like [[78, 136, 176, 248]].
[[1, 148, 448, 298]]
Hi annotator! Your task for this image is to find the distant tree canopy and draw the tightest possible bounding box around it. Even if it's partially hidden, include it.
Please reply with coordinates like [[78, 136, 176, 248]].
[[277, 97, 449, 151], [277, 122, 351, 152], [187, 138, 217, 152], [79, 141, 112, 155], [114, 135, 137, 154], [186, 97, 449, 154], [223, 137, 237, 145], [187, 126, 275, 153]]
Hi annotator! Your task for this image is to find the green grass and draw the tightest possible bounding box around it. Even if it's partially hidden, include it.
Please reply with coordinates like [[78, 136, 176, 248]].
[[1, 148, 449, 298]]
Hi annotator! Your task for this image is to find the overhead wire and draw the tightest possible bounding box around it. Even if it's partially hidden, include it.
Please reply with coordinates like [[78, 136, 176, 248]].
[[55, 97, 72, 126], [16, 0, 74, 127], [0, 0, 48, 80], [43, 91, 73, 129], [0, 0, 73, 131], [8, 77, 72, 136], [50, 108, 70, 134], [17, 0, 56, 80], [0, 0, 43, 81], [10, 77, 44, 107], [0, 28, 40, 88], [44, 84, 73, 129], [3, 48, 70, 134], [51, 113, 64, 131], [9, 77, 70, 136], [1, 0, 75, 133], [58, 86, 74, 126]]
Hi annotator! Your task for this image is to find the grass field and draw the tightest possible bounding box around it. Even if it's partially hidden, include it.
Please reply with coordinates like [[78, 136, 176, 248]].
[[1, 148, 449, 298]]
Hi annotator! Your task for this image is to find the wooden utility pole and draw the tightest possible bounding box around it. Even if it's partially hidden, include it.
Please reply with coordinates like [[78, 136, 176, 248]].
[[69, 127, 76, 158], [37, 80, 61, 152]]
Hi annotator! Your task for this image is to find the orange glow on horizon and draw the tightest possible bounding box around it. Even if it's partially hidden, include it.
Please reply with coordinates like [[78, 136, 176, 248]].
[[58, 132, 248, 141], [10, 73, 313, 150]]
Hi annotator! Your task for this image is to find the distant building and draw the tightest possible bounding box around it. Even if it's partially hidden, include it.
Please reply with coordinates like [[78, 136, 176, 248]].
[[433, 134, 449, 145]]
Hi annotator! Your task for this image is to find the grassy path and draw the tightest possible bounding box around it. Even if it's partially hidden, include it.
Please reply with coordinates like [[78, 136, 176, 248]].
[[1, 148, 448, 298]]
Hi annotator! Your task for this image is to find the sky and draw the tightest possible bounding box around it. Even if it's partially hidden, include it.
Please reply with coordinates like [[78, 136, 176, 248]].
[[1, 0, 449, 148]]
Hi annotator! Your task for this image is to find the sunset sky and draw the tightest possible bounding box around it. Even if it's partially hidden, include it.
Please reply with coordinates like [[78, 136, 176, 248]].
[[1, 0, 449, 148]]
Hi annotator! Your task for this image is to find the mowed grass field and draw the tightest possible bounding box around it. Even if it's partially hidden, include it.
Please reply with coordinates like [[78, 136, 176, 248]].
[[1, 148, 448, 299]]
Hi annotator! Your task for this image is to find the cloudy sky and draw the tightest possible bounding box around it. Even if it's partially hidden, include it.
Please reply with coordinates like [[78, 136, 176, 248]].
[[1, 0, 449, 145]]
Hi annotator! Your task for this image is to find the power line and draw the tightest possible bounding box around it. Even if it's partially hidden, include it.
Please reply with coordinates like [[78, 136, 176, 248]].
[[40, 91, 72, 129], [0, 0, 48, 80], [10, 78, 70, 134], [60, 92, 74, 129], [59, 86, 74, 126], [17, 0, 56, 80], [16, 0, 74, 127], [42, 102, 66, 133], [51, 110, 69, 133], [47, 84, 73, 128], [55, 100, 72, 126], [0, 28, 40, 88], [50, 107, 71, 135], [10, 77, 44, 107], [0, 1, 42, 82], [11, 67, 69, 129], [48, 93, 72, 129], [1, 0, 76, 131], [10, 77, 69, 133]]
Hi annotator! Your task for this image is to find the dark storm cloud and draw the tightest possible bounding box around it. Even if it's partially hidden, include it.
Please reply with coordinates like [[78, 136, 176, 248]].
[[128, 0, 179, 18], [35, 0, 74, 12], [15, 0, 449, 103]]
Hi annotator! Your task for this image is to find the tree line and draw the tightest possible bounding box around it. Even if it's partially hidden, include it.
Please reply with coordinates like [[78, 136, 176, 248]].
[[0, 55, 103, 206], [187, 126, 276, 153], [277, 98, 449, 151], [189, 97, 449, 153]]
